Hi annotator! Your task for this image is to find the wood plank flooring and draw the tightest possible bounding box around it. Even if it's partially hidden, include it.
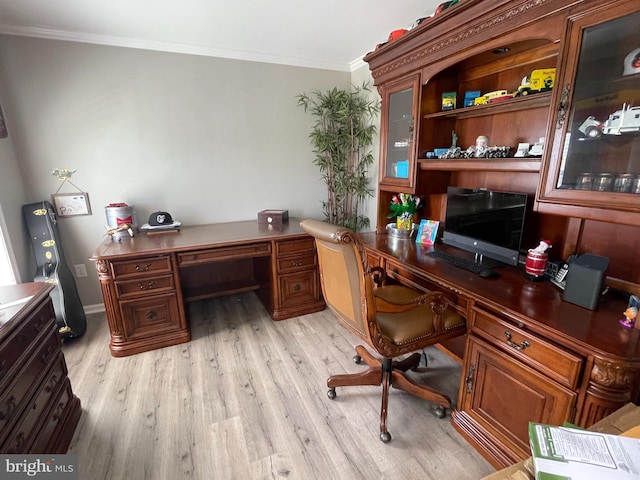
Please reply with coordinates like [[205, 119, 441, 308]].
[[62, 293, 495, 479]]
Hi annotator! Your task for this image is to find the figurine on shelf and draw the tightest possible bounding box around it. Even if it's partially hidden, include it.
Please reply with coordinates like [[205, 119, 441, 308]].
[[620, 295, 639, 328], [475, 135, 489, 157], [528, 137, 545, 156]]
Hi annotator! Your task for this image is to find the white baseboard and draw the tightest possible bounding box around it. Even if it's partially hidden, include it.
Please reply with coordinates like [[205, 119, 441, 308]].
[[84, 303, 106, 315]]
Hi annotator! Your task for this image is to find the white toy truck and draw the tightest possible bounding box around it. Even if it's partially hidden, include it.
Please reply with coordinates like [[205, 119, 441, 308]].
[[579, 103, 640, 137]]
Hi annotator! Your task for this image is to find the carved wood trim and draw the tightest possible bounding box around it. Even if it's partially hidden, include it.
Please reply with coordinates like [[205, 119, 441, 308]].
[[590, 358, 639, 392], [371, 0, 551, 80]]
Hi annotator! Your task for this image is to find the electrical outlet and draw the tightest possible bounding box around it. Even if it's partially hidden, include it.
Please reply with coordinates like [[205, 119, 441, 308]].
[[74, 264, 88, 278]]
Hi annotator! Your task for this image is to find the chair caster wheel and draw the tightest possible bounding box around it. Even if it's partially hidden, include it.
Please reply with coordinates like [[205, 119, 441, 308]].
[[353, 355, 362, 364], [380, 431, 391, 443], [327, 388, 336, 400], [434, 406, 446, 419]]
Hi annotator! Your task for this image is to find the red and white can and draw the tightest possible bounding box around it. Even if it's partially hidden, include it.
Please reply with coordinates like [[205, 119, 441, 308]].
[[525, 250, 548, 277]]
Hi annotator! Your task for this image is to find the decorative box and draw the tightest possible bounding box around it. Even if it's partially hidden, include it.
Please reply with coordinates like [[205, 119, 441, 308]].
[[441, 91, 457, 111], [258, 210, 289, 228]]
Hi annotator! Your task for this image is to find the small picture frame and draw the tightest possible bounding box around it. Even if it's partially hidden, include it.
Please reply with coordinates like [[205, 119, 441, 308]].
[[51, 193, 92, 217], [416, 219, 439, 245]]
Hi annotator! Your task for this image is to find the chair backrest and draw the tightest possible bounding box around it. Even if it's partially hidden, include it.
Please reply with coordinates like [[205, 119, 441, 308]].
[[300, 219, 369, 340]]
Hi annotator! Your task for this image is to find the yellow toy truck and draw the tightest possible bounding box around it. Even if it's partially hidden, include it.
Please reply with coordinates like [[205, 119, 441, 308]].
[[515, 68, 556, 96]]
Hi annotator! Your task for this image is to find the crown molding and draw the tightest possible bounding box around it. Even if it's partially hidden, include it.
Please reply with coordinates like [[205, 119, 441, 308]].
[[0, 23, 351, 72]]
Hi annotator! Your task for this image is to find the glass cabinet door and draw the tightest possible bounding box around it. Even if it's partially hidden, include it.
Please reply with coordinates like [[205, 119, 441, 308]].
[[538, 4, 640, 221], [379, 75, 420, 188]]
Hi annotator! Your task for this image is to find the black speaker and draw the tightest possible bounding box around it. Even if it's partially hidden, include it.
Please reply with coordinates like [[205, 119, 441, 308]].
[[562, 253, 609, 310]]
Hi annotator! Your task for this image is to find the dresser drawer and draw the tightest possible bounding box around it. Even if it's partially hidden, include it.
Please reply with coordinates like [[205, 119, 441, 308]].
[[0, 325, 59, 445], [470, 306, 583, 389], [29, 379, 73, 454], [0, 300, 53, 390], [1, 354, 67, 454], [115, 274, 175, 298], [385, 258, 469, 317], [276, 238, 316, 256], [178, 243, 271, 266], [110, 256, 173, 279], [276, 253, 317, 274]]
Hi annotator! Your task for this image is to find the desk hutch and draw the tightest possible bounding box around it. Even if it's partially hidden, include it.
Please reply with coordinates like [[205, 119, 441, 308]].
[[363, 0, 640, 469]]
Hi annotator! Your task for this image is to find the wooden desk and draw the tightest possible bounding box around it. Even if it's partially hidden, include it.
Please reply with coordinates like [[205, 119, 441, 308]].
[[359, 232, 640, 469], [91, 218, 325, 357], [0, 283, 81, 453]]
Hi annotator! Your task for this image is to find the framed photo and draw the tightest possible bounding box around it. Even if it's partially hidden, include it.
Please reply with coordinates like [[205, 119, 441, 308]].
[[416, 219, 439, 245], [51, 193, 92, 217]]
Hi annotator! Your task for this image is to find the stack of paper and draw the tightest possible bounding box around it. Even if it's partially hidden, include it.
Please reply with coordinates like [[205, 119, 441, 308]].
[[529, 422, 640, 479]]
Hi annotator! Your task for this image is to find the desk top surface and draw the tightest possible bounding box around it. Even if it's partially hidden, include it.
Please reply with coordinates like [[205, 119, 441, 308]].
[[91, 217, 310, 260], [359, 232, 640, 361]]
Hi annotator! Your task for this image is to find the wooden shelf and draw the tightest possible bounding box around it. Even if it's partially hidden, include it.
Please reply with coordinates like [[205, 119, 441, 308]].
[[424, 92, 552, 120], [418, 158, 541, 172]]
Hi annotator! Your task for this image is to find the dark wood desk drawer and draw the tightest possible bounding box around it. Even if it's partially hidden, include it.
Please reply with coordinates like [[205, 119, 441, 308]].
[[115, 274, 175, 298], [178, 243, 271, 266], [385, 258, 469, 317], [119, 293, 182, 340], [276, 238, 315, 256], [276, 253, 317, 273], [110, 256, 173, 279], [278, 270, 319, 309], [470, 306, 583, 389]]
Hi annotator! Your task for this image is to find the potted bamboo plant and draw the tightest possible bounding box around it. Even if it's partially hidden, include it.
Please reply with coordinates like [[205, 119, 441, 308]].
[[297, 83, 380, 232]]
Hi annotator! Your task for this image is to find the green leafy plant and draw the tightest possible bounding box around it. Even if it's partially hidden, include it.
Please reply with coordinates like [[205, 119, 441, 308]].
[[297, 83, 380, 231]]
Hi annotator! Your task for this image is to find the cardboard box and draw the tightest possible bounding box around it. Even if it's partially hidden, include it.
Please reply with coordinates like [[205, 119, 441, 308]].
[[442, 91, 457, 110], [257, 209, 289, 229], [481, 403, 640, 480]]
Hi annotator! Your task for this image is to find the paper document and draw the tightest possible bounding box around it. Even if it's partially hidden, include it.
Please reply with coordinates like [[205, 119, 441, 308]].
[[529, 422, 640, 479]]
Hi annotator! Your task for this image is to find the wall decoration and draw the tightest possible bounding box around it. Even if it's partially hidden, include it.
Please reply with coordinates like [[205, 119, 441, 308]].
[[50, 168, 92, 217], [51, 193, 92, 217]]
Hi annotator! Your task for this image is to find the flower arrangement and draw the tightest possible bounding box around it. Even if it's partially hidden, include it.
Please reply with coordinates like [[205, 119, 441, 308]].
[[388, 193, 422, 230]]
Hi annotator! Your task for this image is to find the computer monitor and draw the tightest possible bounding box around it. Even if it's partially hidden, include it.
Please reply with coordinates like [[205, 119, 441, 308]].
[[442, 187, 527, 266]]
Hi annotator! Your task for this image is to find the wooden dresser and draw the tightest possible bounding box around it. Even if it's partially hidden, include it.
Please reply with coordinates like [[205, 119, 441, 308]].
[[0, 282, 81, 453]]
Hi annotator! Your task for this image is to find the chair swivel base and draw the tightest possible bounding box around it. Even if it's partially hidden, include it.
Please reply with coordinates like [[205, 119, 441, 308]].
[[326, 345, 451, 442]]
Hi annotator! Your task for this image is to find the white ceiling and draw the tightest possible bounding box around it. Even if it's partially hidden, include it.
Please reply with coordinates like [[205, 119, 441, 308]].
[[0, 0, 445, 71]]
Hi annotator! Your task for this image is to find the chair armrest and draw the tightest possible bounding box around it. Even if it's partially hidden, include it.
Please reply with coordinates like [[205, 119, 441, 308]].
[[368, 266, 387, 288]]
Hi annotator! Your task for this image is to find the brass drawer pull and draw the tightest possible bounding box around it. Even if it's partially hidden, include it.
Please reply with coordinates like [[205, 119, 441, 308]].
[[137, 281, 155, 290], [135, 263, 152, 272], [291, 260, 304, 267], [504, 331, 530, 351], [146, 311, 157, 320]]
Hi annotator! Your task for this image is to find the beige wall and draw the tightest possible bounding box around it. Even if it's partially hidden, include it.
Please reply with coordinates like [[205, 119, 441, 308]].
[[0, 35, 379, 308]]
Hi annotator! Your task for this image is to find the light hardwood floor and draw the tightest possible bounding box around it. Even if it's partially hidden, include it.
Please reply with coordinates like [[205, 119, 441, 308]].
[[62, 293, 495, 479]]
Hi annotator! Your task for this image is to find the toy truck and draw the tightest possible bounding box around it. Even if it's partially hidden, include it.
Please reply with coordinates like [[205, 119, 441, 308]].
[[515, 68, 556, 96], [578, 104, 640, 138]]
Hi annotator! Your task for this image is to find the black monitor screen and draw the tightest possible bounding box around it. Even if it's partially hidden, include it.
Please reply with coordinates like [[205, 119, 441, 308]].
[[443, 187, 527, 266]]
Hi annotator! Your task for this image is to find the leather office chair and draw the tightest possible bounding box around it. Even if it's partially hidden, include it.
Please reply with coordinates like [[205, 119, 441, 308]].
[[300, 219, 466, 442]]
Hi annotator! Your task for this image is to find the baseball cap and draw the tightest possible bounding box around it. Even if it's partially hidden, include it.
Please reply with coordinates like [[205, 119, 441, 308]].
[[148, 211, 173, 226]]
